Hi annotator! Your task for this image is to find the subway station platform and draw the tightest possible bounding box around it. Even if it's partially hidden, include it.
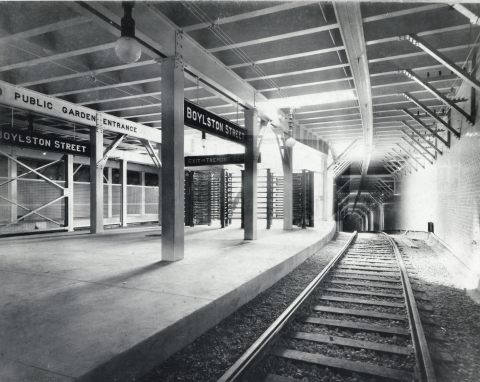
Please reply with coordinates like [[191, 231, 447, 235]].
[[0, 221, 335, 382]]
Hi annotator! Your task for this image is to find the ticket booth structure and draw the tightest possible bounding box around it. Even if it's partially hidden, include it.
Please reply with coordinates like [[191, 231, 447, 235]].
[[0, 80, 162, 236]]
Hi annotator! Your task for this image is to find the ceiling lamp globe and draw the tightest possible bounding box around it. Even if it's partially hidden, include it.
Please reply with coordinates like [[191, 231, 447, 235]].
[[115, 36, 142, 63], [285, 136, 296, 148]]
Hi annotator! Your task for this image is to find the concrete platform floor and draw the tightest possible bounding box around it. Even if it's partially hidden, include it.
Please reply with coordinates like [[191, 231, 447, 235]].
[[0, 220, 335, 382]]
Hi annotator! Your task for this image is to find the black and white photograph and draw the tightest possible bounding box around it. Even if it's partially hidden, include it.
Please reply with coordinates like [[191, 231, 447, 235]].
[[0, 0, 479, 381]]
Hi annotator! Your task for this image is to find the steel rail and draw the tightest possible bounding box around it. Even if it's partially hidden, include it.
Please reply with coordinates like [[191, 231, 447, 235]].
[[217, 231, 358, 382], [384, 233, 437, 382]]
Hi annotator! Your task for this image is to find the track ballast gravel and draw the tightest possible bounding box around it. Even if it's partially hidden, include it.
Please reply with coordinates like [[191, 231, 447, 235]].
[[393, 235, 480, 382]]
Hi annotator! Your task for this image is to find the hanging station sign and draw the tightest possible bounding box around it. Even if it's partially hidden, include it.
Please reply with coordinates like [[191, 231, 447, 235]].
[[96, 113, 161, 142], [0, 80, 162, 143], [184, 99, 246, 145], [0, 127, 91, 156], [184, 153, 261, 167]]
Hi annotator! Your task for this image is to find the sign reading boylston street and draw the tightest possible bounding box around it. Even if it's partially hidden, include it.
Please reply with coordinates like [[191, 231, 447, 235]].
[[0, 80, 162, 143], [184, 99, 246, 145], [0, 127, 91, 156]]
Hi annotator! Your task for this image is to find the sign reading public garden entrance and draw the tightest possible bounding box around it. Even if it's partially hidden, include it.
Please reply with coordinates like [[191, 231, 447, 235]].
[[184, 99, 246, 145], [0, 80, 162, 143], [0, 127, 90, 156]]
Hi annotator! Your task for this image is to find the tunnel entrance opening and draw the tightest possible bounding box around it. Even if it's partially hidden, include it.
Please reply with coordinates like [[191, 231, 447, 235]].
[[342, 214, 363, 232]]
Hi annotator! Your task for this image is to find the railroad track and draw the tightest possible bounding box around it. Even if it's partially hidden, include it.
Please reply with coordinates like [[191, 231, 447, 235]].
[[218, 232, 436, 382]]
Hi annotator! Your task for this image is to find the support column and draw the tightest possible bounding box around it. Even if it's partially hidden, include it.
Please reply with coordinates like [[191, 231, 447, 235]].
[[379, 204, 385, 231], [307, 132, 313, 147], [161, 56, 184, 260], [120, 160, 128, 227], [7, 156, 17, 223], [64, 154, 74, 231], [370, 210, 375, 231], [283, 145, 293, 231], [323, 154, 329, 220], [107, 167, 113, 219], [157, 151, 162, 225], [244, 109, 259, 240], [140, 171, 146, 216], [90, 126, 104, 233], [299, 127, 306, 145]]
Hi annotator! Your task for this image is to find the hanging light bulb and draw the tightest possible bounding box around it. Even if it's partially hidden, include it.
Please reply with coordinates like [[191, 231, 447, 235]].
[[201, 131, 207, 149], [285, 136, 296, 147], [285, 107, 296, 148], [115, 2, 142, 64]]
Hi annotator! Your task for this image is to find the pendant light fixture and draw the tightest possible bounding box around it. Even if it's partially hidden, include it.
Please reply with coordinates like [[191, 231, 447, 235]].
[[284, 108, 296, 148], [115, 2, 142, 63]]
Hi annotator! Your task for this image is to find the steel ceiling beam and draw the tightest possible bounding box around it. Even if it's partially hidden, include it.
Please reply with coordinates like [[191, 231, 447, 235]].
[[403, 34, 480, 92], [0, 42, 116, 73], [370, 43, 479, 64], [209, 23, 340, 53], [74, 2, 286, 127], [403, 92, 459, 139], [244, 63, 350, 82], [183, 2, 315, 32], [334, 1, 373, 214], [51, 77, 163, 97], [402, 122, 442, 155], [401, 110, 450, 147], [392, 147, 418, 171], [214, 3, 444, 54], [0, 16, 90, 45], [367, 23, 471, 47], [396, 143, 425, 169], [19, 59, 157, 87], [401, 136, 435, 164], [402, 69, 473, 124], [228, 46, 345, 69], [387, 152, 411, 172], [451, 4, 480, 26], [257, 76, 353, 93]]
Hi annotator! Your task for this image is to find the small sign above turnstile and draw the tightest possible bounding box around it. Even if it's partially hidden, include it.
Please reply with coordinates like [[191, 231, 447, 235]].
[[185, 153, 261, 167], [185, 153, 244, 167]]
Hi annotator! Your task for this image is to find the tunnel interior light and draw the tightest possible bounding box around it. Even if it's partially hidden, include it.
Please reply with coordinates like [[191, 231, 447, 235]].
[[115, 2, 142, 64], [258, 89, 356, 109]]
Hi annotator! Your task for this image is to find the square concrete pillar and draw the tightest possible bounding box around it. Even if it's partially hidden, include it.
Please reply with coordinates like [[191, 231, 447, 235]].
[[64, 154, 74, 231], [107, 167, 113, 219], [7, 156, 17, 223], [161, 57, 184, 261], [140, 171, 146, 216], [322, 154, 329, 220], [244, 109, 259, 240], [120, 160, 128, 227], [90, 127, 104, 233], [379, 204, 385, 231], [283, 145, 293, 230]]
